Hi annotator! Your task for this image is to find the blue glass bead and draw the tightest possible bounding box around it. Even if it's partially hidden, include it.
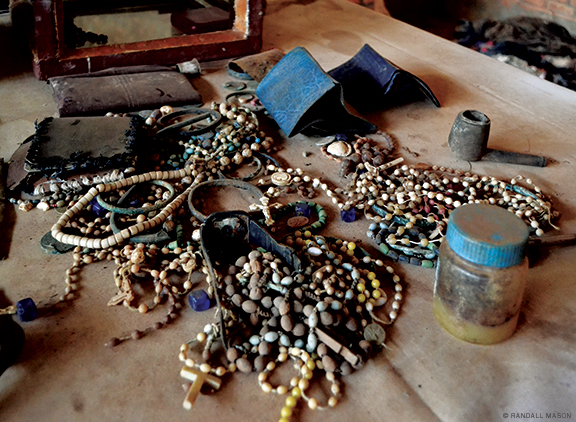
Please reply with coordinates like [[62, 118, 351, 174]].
[[188, 290, 211, 312], [369, 223, 378, 231], [399, 254, 410, 263], [89, 198, 107, 217], [341, 208, 356, 223], [186, 148, 194, 154], [388, 250, 399, 261], [295, 203, 311, 218], [334, 133, 348, 142], [410, 257, 422, 266], [16, 298, 37, 322]]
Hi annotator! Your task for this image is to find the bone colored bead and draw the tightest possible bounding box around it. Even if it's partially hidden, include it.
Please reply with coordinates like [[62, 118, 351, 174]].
[[114, 232, 125, 244], [79, 237, 89, 248], [86, 238, 95, 249]]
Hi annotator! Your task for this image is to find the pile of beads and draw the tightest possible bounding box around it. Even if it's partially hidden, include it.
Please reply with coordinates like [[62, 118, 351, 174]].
[[105, 242, 202, 346], [179, 231, 403, 420], [290, 155, 559, 266], [173, 102, 275, 165]]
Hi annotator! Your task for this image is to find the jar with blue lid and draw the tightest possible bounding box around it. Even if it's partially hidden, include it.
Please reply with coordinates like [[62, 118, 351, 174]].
[[433, 203, 529, 344]]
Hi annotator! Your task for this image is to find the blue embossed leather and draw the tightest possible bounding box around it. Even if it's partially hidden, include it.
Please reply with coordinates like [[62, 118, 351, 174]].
[[328, 44, 440, 112], [256, 47, 376, 137]]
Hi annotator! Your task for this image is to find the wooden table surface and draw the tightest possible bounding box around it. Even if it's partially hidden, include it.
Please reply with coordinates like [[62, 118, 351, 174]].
[[1, 1, 575, 421]]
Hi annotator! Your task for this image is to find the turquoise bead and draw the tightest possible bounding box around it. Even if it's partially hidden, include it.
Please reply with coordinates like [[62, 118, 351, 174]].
[[379, 243, 390, 254], [421, 260, 434, 268]]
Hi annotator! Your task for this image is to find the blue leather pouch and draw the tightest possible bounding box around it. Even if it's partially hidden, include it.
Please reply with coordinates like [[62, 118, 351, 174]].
[[256, 47, 377, 137], [328, 44, 440, 112]]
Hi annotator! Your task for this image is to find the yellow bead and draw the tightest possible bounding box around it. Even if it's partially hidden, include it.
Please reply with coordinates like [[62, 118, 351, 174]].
[[279, 419, 289, 422], [304, 371, 313, 380], [371, 279, 380, 289], [306, 360, 316, 371], [367, 271, 376, 280], [298, 378, 309, 390], [290, 377, 299, 387], [346, 249, 355, 256], [304, 230, 312, 238], [292, 387, 302, 398], [358, 293, 366, 303], [356, 283, 365, 292], [286, 396, 297, 408], [347, 242, 356, 250], [372, 290, 381, 299], [280, 406, 293, 418]]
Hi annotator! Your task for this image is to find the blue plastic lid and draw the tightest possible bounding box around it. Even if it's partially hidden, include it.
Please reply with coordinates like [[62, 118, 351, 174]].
[[446, 204, 529, 268]]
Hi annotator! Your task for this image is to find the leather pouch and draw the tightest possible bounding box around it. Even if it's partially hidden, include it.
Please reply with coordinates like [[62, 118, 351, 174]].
[[328, 44, 440, 112], [256, 46, 377, 137], [228, 48, 286, 82], [50, 67, 202, 117]]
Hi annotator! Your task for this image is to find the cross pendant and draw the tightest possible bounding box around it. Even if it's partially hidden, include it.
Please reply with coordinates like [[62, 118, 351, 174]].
[[180, 365, 222, 410]]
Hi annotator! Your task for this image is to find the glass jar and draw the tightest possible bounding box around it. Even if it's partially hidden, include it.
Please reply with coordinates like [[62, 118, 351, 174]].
[[433, 203, 529, 345]]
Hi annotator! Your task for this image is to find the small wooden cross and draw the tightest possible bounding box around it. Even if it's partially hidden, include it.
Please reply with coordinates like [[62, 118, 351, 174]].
[[180, 365, 222, 410]]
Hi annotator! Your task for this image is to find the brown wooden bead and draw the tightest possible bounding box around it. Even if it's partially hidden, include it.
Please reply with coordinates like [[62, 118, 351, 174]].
[[236, 357, 253, 373], [280, 315, 294, 332], [242, 300, 257, 314], [226, 347, 239, 363]]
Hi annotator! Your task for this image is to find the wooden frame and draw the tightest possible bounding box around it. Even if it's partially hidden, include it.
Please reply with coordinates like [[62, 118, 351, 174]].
[[32, 0, 265, 80]]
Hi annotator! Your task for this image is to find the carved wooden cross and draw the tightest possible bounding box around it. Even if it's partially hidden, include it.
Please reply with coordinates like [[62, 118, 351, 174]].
[[249, 197, 282, 226], [180, 365, 222, 410]]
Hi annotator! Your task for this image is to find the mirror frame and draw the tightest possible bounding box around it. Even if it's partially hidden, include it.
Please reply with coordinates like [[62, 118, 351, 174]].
[[32, 0, 265, 80]]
